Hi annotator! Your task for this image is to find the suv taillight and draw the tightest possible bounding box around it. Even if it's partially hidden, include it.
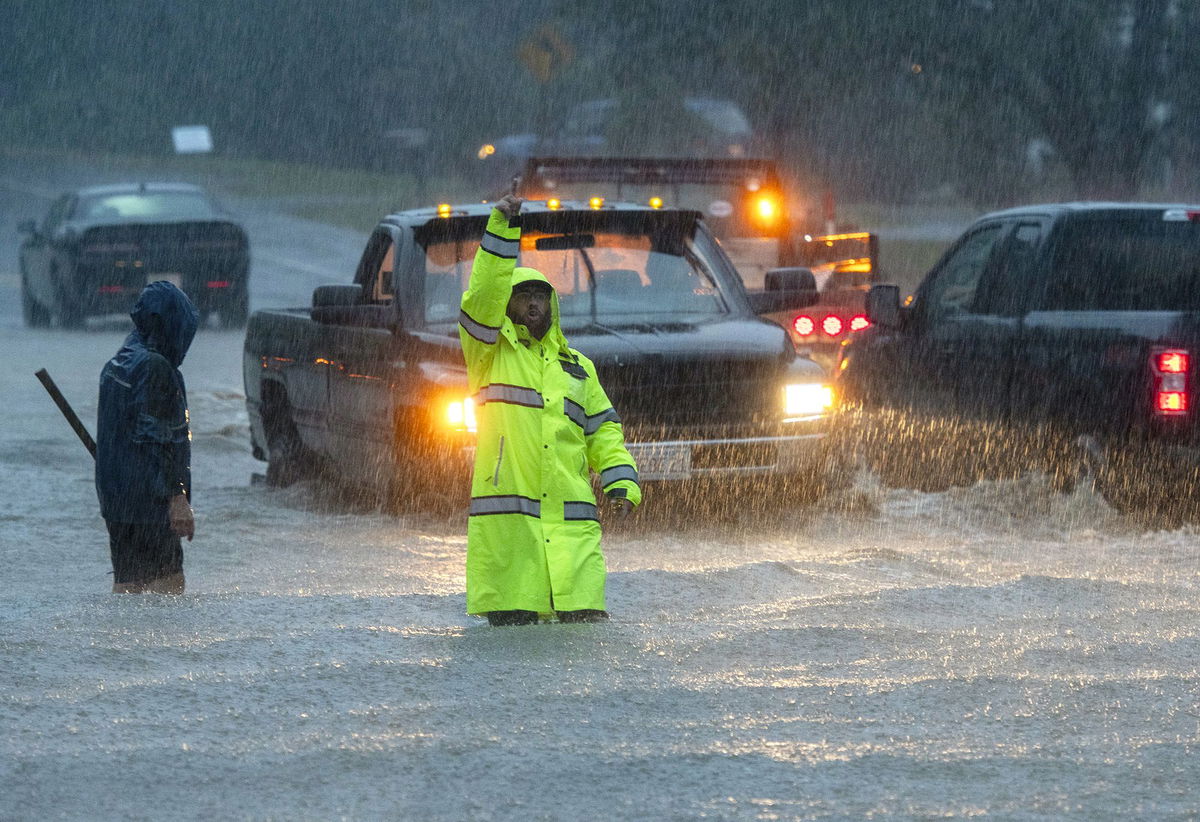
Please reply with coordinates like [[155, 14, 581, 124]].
[[1152, 347, 1189, 416]]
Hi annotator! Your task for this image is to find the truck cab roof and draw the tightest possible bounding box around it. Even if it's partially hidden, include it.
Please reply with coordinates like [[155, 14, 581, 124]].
[[978, 201, 1200, 221], [379, 199, 699, 228]]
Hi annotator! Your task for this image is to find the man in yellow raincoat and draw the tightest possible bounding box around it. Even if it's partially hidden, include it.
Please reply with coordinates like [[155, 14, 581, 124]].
[[459, 193, 641, 626]]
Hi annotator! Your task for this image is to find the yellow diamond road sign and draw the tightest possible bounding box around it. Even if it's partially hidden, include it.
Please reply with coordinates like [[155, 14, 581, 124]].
[[518, 24, 573, 84]]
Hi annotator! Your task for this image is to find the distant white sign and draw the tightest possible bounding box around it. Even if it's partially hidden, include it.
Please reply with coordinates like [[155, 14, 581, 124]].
[[708, 199, 733, 218], [171, 125, 213, 154]]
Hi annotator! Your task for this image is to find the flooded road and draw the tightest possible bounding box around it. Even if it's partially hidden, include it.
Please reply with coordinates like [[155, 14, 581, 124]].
[[1, 165, 1197, 820]]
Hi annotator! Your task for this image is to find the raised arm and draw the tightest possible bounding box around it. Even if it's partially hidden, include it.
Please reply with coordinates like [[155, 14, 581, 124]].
[[458, 194, 524, 385]]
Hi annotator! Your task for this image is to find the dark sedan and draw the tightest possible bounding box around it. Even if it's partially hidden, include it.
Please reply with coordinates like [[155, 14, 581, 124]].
[[19, 182, 250, 328]]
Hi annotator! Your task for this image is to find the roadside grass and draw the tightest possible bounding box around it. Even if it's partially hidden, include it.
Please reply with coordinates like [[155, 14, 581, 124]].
[[841, 201, 978, 231], [874, 238, 949, 296], [2, 145, 970, 272], [841, 201, 976, 295]]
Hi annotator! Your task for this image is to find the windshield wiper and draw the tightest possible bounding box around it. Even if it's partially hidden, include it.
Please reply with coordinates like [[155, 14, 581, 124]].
[[576, 248, 599, 325]]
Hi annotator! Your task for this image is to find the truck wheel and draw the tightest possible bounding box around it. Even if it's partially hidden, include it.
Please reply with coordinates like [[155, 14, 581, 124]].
[[58, 299, 85, 329], [264, 398, 316, 488], [219, 290, 249, 329], [21, 275, 50, 327], [54, 270, 85, 329]]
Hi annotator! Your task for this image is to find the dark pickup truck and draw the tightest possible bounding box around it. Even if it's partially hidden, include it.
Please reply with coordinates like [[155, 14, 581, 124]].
[[243, 199, 837, 509], [838, 202, 1200, 520]]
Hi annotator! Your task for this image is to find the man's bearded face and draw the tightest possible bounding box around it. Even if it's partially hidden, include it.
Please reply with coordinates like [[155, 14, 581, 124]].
[[506, 283, 552, 339]]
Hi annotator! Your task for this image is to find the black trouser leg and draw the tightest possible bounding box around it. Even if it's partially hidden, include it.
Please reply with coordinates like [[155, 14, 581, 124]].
[[486, 609, 539, 626], [556, 609, 609, 623]]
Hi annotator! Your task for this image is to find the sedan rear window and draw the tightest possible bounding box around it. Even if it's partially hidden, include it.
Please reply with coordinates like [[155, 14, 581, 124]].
[[1044, 217, 1200, 311], [74, 192, 219, 221]]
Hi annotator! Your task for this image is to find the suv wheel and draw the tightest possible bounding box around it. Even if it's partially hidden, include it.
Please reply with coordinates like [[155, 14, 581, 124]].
[[21, 276, 51, 327], [219, 290, 249, 329]]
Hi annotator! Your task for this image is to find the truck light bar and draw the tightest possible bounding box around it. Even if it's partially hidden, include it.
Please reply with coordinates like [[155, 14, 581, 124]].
[[524, 156, 781, 187]]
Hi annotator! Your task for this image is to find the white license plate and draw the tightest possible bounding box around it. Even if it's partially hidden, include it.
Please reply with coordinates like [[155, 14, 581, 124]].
[[628, 443, 691, 480], [148, 273, 183, 289]]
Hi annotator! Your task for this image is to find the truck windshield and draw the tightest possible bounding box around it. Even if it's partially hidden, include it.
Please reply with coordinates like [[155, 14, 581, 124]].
[[422, 227, 729, 325], [1045, 217, 1200, 311]]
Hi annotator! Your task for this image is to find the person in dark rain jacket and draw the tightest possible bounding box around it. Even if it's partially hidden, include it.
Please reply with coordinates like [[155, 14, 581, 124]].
[[96, 280, 199, 593]]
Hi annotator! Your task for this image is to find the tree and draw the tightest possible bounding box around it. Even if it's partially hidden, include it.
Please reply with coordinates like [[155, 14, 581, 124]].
[[908, 0, 1184, 200]]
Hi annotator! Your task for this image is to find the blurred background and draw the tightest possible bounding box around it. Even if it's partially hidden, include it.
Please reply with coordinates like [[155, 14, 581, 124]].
[[3, 0, 1198, 286]]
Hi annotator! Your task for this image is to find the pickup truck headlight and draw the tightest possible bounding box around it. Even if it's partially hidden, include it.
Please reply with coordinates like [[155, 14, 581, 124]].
[[446, 397, 477, 433], [783, 382, 834, 417]]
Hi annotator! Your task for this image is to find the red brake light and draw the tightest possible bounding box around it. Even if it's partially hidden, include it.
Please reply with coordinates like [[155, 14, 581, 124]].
[[1158, 392, 1187, 412], [849, 314, 871, 332], [1152, 347, 1190, 417], [822, 315, 844, 337], [1158, 351, 1188, 373], [793, 315, 815, 336], [206, 280, 231, 289]]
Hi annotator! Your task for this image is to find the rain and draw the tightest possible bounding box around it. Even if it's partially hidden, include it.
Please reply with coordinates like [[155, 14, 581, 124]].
[[2, 2, 1199, 819]]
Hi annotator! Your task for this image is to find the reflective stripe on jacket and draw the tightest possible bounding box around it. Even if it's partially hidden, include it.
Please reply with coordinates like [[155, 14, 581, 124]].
[[459, 208, 641, 615]]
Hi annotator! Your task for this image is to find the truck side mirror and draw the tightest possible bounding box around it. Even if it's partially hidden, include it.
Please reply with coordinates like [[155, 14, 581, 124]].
[[866, 284, 901, 329], [765, 266, 817, 293], [747, 267, 819, 314], [310, 284, 399, 330], [312, 284, 363, 308]]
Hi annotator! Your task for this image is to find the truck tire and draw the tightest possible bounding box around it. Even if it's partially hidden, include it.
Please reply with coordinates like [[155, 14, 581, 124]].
[[263, 392, 316, 488], [21, 275, 50, 328], [55, 269, 85, 329], [219, 290, 249, 329]]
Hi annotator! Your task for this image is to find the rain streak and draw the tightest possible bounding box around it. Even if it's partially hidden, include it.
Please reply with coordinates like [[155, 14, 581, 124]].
[[2, 3, 1198, 820]]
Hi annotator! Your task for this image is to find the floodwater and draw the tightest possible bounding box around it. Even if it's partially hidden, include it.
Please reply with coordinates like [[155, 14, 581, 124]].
[[1, 169, 1198, 820]]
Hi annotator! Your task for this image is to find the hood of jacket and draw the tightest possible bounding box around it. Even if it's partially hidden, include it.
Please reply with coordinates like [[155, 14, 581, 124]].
[[511, 266, 571, 355], [130, 280, 199, 367]]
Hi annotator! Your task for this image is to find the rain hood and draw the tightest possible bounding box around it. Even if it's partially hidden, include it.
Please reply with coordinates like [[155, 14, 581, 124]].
[[130, 280, 199, 367]]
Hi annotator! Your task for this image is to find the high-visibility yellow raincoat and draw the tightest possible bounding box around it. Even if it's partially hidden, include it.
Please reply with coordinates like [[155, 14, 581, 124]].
[[459, 208, 641, 616]]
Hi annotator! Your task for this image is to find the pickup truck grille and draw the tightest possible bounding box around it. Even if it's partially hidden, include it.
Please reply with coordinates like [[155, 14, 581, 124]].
[[596, 358, 781, 434]]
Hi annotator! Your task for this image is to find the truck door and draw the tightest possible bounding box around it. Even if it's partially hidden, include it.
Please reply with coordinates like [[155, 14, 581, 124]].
[[898, 219, 1012, 416], [955, 218, 1049, 416], [325, 229, 405, 479]]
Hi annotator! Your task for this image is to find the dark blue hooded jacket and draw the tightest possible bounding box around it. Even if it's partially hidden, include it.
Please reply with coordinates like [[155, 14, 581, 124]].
[[95, 281, 199, 523]]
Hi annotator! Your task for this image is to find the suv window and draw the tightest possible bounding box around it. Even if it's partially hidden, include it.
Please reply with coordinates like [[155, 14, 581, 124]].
[[1043, 217, 1200, 311], [920, 223, 1006, 323], [73, 191, 217, 221], [42, 196, 71, 232]]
